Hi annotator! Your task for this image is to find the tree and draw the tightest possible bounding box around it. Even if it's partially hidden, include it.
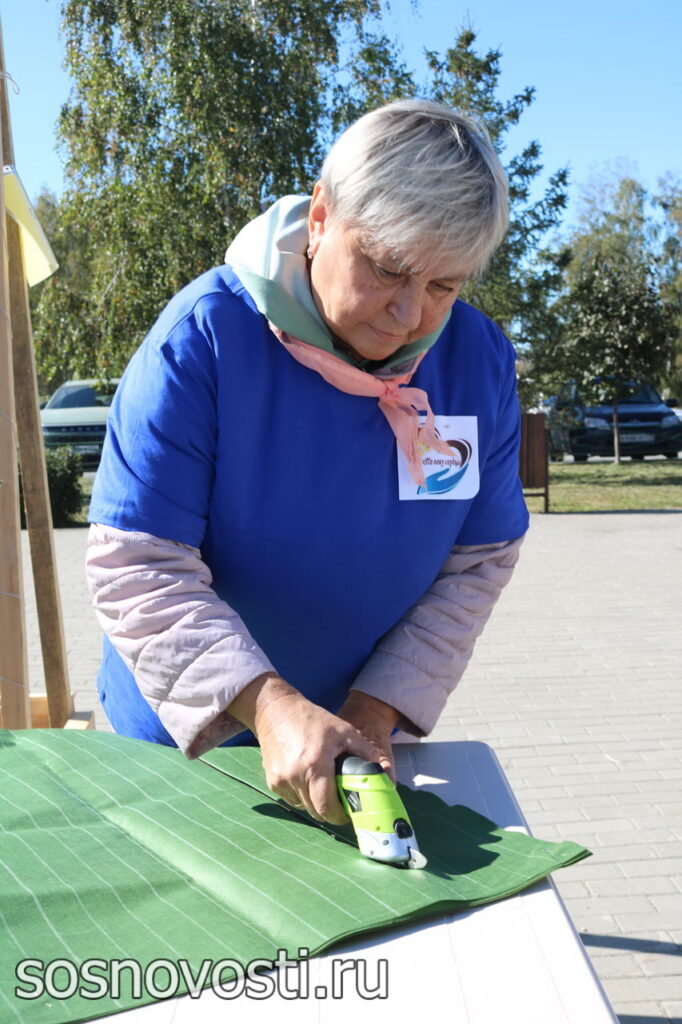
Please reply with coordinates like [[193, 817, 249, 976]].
[[30, 188, 99, 391], [547, 171, 682, 400], [566, 174, 652, 280], [552, 256, 676, 462], [425, 28, 569, 355], [34, 8, 567, 389], [653, 174, 682, 395], [338, 25, 571, 363], [34, 0, 402, 387]]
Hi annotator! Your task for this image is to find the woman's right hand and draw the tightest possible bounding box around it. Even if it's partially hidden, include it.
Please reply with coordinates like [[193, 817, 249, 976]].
[[227, 674, 379, 824]]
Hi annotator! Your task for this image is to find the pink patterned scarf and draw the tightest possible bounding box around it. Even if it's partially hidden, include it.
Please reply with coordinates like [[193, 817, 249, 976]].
[[269, 324, 454, 488]]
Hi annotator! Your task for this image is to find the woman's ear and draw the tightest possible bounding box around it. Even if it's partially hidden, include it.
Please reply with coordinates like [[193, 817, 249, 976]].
[[307, 181, 328, 256]]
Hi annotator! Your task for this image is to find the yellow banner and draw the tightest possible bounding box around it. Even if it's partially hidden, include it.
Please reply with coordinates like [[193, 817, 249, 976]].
[[3, 165, 58, 286]]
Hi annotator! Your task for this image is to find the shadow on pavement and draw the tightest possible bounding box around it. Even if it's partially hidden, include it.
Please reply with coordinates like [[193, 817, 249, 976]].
[[617, 1017, 682, 1023], [581, 933, 680, 956]]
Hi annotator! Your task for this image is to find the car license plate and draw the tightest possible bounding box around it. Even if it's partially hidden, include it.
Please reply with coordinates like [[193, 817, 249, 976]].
[[620, 432, 654, 444], [73, 444, 101, 454]]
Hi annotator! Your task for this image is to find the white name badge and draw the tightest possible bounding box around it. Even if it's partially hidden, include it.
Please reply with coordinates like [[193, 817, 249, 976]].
[[397, 415, 479, 501]]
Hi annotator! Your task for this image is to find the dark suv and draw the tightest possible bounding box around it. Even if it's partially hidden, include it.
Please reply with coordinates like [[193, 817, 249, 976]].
[[547, 380, 682, 461]]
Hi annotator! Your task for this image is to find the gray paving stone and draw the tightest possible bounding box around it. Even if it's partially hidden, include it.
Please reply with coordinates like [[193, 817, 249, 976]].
[[661, 1002, 682, 1019], [623, 860, 682, 879], [552, 879, 591, 899], [605, 974, 682, 1000], [568, 780, 651, 797], [588, 830, 678, 848], [567, 896, 657, 916], [650, 894, 682, 914], [580, 803, 662, 821], [573, 913, 622, 934], [588, 877, 680, 898], [541, 794, 616, 811], [636, 952, 682, 978], [635, 787, 682, 805], [587, 953, 646, 979], [525, 807, 589, 825], [612, 914, 682, 934], [609, 1002, 669, 1020], [552, 815, 638, 839]]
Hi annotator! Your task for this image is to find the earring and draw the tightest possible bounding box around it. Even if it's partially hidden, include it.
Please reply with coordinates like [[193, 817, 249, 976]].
[[306, 246, 314, 260]]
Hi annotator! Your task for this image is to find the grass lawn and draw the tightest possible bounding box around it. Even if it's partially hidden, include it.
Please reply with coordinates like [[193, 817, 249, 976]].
[[76, 459, 682, 522], [525, 457, 682, 513]]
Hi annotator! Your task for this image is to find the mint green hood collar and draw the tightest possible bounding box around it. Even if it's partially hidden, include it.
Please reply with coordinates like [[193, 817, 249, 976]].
[[224, 196, 449, 372]]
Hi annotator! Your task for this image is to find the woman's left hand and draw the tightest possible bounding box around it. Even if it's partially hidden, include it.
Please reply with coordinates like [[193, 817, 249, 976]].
[[336, 691, 400, 783]]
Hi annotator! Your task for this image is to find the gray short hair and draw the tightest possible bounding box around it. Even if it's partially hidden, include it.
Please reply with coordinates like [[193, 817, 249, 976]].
[[319, 98, 508, 277]]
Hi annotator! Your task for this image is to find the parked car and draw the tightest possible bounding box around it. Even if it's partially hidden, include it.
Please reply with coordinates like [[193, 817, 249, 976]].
[[547, 379, 682, 461], [40, 378, 120, 469]]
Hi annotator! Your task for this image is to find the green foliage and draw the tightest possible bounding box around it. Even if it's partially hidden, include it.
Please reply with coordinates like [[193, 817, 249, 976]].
[[33, 6, 567, 389], [35, 0, 391, 386], [654, 174, 682, 395], [30, 187, 112, 391], [549, 255, 676, 462], [544, 172, 682, 400], [560, 258, 674, 386], [425, 28, 569, 351], [566, 176, 653, 282], [20, 447, 83, 528]]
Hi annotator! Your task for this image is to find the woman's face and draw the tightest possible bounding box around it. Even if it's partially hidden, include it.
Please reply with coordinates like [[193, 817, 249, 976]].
[[307, 183, 467, 362]]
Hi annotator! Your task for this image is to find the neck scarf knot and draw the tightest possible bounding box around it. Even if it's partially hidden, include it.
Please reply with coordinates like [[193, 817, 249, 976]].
[[269, 325, 454, 488]]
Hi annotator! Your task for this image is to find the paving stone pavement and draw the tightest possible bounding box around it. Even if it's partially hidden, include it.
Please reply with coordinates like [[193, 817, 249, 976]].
[[20, 512, 682, 1024]]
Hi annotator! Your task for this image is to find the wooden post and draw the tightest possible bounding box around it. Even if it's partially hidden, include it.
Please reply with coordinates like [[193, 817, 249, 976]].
[[7, 215, 73, 726], [1, 31, 72, 726], [0, 17, 92, 730], [0, 48, 30, 728]]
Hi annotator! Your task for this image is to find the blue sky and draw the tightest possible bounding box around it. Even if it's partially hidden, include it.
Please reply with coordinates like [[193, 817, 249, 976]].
[[3, 0, 681, 231]]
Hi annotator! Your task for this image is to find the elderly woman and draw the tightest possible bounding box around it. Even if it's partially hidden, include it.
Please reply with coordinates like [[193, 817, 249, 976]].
[[87, 98, 528, 825]]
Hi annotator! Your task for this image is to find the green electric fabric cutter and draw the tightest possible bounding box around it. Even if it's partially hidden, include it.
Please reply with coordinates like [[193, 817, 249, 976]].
[[335, 754, 427, 869]]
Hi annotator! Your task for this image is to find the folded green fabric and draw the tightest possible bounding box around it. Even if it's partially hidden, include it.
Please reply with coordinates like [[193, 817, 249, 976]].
[[0, 730, 590, 1024]]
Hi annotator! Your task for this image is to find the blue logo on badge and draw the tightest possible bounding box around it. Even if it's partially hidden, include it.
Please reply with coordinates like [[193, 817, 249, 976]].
[[417, 439, 473, 495]]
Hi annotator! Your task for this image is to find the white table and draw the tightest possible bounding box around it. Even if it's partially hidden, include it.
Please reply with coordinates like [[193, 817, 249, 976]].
[[93, 741, 618, 1023]]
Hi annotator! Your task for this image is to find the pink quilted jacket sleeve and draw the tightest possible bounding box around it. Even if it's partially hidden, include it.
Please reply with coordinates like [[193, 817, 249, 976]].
[[86, 524, 276, 757], [86, 524, 523, 754], [351, 536, 524, 735]]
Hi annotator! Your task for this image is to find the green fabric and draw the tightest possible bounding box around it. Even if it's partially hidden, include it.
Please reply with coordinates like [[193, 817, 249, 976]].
[[0, 730, 590, 1023]]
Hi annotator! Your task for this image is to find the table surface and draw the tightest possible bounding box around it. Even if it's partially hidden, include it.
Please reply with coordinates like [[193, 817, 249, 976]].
[[92, 740, 618, 1024]]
